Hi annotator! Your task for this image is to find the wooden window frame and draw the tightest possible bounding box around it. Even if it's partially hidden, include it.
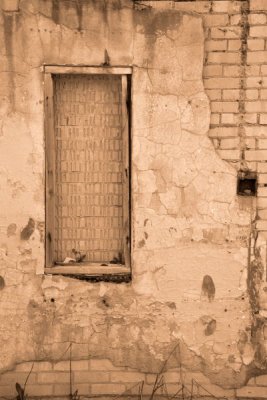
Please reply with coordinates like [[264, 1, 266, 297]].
[[44, 66, 132, 279]]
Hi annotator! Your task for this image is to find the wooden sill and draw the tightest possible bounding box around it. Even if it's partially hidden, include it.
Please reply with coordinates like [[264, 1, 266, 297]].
[[45, 264, 131, 276]]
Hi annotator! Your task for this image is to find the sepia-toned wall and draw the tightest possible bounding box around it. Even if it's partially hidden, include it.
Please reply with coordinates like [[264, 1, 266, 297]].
[[1, 0, 267, 398]]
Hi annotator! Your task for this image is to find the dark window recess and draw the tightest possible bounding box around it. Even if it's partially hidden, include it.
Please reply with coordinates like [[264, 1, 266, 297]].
[[237, 172, 257, 196]]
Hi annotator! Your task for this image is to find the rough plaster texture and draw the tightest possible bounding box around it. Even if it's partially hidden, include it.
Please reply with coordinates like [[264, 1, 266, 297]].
[[0, 0, 262, 392]]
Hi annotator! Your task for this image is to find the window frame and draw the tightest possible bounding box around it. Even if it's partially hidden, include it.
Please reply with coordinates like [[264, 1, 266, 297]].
[[44, 65, 132, 279]]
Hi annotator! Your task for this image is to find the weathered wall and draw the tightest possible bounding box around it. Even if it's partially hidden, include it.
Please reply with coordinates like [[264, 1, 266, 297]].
[[0, 0, 267, 398]]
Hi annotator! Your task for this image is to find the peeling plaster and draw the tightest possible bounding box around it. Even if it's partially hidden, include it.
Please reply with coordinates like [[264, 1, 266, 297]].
[[0, 0, 262, 390]]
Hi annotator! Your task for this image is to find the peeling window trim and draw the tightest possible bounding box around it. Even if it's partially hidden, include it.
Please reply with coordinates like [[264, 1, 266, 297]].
[[44, 65, 132, 279]]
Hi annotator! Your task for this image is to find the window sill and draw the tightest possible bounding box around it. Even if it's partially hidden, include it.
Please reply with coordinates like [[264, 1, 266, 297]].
[[44, 264, 131, 283]]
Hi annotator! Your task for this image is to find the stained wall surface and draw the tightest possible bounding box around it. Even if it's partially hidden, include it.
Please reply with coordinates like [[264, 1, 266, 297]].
[[0, 0, 267, 398]]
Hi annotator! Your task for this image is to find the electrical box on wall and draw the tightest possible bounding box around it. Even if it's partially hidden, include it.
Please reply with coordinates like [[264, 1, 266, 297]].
[[237, 171, 257, 196]]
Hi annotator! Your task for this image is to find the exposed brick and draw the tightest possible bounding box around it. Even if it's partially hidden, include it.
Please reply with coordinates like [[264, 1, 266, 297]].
[[211, 101, 239, 113], [212, 1, 240, 13], [250, 0, 267, 10], [1, 0, 19, 11], [16, 361, 51, 372], [260, 114, 267, 124], [90, 359, 121, 371], [256, 221, 267, 230], [244, 114, 258, 124], [257, 197, 267, 208], [258, 174, 267, 184], [210, 114, 221, 124], [203, 14, 229, 27], [217, 149, 240, 160], [245, 101, 267, 112], [74, 371, 109, 383], [245, 126, 267, 137], [204, 77, 240, 89], [223, 65, 240, 77], [230, 14, 241, 25], [206, 89, 222, 100], [174, 1, 211, 13], [203, 65, 223, 77], [0, 385, 16, 396], [54, 360, 89, 371], [219, 138, 239, 149], [53, 384, 70, 396], [245, 138, 256, 149], [26, 384, 53, 397], [246, 65, 261, 76], [247, 39, 265, 51], [73, 384, 91, 395], [205, 40, 227, 51], [223, 89, 240, 100], [228, 39, 241, 51], [208, 52, 241, 64], [211, 26, 241, 39], [37, 372, 69, 384], [246, 77, 267, 88], [260, 89, 267, 99], [245, 150, 267, 161], [209, 127, 238, 137], [0, 371, 36, 384], [91, 384, 126, 395], [110, 371, 145, 383], [261, 65, 267, 75], [249, 14, 267, 25], [221, 113, 237, 124], [246, 89, 259, 100], [258, 209, 267, 220], [258, 187, 267, 197], [250, 26, 267, 38], [247, 51, 267, 64], [258, 163, 267, 172]]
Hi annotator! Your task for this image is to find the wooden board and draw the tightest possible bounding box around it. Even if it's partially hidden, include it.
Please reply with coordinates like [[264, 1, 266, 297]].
[[53, 74, 125, 263]]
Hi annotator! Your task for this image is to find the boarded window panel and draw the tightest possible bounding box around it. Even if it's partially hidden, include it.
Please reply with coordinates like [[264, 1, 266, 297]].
[[53, 74, 123, 263]]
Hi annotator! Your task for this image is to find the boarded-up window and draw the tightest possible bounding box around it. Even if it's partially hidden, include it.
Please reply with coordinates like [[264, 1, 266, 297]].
[[45, 70, 130, 269]]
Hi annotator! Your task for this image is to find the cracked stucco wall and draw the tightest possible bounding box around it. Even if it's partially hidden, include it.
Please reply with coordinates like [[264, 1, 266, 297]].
[[0, 0, 264, 394]]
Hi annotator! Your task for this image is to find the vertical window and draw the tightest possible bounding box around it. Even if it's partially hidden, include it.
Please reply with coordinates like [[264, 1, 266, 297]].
[[44, 67, 131, 277]]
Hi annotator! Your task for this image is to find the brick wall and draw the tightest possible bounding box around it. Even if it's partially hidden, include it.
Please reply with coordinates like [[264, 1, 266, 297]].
[[1, 0, 267, 398], [173, 0, 267, 252], [2, 358, 267, 399]]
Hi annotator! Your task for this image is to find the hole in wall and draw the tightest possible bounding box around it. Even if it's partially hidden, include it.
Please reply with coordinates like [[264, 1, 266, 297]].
[[237, 171, 257, 196]]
